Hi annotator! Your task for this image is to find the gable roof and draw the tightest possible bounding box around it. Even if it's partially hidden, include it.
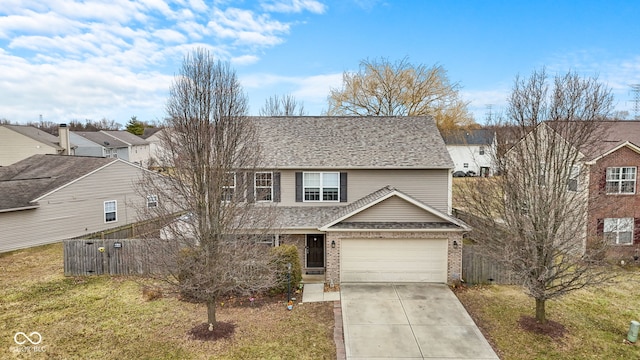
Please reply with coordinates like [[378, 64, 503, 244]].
[[319, 186, 470, 231], [72, 131, 128, 148], [141, 127, 163, 139], [580, 121, 640, 161], [253, 116, 453, 169], [0, 154, 117, 212], [441, 129, 495, 146], [101, 130, 149, 146], [1, 125, 63, 151]]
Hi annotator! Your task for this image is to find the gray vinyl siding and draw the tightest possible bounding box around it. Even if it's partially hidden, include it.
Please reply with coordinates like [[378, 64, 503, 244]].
[[69, 132, 104, 157], [347, 196, 443, 222], [0, 161, 147, 253], [278, 169, 449, 213]]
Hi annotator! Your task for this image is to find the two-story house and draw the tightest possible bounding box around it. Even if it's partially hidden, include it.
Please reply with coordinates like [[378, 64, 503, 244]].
[[0, 124, 74, 166], [72, 130, 151, 167], [512, 120, 640, 260], [583, 121, 640, 259], [0, 154, 157, 253], [248, 116, 469, 284], [441, 129, 497, 177]]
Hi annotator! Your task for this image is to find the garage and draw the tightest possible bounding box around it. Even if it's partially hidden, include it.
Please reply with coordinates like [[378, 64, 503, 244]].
[[340, 238, 448, 283]]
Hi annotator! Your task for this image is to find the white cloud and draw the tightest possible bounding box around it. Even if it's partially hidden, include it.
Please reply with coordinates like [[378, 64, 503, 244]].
[[260, 0, 326, 14]]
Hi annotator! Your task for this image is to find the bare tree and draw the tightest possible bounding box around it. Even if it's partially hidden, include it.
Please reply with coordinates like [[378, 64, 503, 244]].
[[326, 57, 475, 130], [458, 69, 615, 324], [139, 48, 280, 329], [259, 94, 307, 116]]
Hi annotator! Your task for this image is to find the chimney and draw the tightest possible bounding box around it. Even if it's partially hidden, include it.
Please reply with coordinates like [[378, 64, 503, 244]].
[[59, 123, 71, 155]]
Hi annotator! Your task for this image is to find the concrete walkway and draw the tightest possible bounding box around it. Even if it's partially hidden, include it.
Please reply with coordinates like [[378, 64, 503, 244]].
[[341, 283, 499, 359], [301, 283, 341, 302]]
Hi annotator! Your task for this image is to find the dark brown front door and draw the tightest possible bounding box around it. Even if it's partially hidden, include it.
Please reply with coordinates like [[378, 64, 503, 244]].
[[306, 234, 324, 268]]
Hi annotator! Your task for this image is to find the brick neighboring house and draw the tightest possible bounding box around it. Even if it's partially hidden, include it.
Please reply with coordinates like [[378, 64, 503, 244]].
[[247, 116, 470, 284], [583, 121, 640, 259]]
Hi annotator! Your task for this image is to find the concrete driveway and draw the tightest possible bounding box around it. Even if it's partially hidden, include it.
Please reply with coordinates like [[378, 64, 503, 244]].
[[341, 283, 499, 359]]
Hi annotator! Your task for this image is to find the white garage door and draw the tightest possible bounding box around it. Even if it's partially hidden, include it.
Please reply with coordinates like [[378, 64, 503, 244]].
[[340, 238, 448, 283]]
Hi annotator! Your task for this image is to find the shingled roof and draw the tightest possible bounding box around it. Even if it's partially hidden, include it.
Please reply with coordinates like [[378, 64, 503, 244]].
[[441, 129, 495, 146], [0, 154, 116, 212], [1, 124, 63, 150], [253, 116, 453, 169]]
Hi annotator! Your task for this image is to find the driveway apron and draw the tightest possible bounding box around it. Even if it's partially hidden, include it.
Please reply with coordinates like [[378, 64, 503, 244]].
[[341, 283, 499, 359]]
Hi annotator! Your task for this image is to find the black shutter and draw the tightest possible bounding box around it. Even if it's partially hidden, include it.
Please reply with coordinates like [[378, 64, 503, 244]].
[[600, 169, 607, 193], [339, 172, 348, 202], [295, 172, 303, 202], [247, 172, 255, 203], [273, 172, 281, 202], [634, 218, 640, 245], [236, 172, 244, 201], [596, 218, 604, 236]]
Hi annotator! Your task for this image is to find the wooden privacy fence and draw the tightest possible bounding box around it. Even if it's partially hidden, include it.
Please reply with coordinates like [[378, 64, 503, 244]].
[[64, 239, 165, 276], [462, 245, 518, 285]]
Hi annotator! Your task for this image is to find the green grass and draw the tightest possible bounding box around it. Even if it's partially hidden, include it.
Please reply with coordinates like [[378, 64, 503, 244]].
[[455, 270, 640, 359], [0, 243, 336, 359]]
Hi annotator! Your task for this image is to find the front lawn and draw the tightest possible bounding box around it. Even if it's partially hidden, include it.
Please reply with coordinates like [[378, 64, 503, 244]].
[[0, 243, 336, 359], [455, 271, 640, 360]]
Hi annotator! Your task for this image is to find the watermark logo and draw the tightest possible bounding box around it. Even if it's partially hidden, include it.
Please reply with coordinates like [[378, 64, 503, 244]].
[[14, 332, 42, 345], [10, 331, 46, 353]]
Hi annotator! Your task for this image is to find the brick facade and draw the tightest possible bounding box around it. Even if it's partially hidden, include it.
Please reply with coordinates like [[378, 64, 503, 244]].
[[588, 146, 640, 259]]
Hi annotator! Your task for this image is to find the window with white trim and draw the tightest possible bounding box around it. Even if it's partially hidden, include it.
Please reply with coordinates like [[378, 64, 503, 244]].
[[604, 218, 634, 245], [104, 200, 117, 223], [606, 167, 636, 194], [479, 146, 485, 155], [222, 172, 236, 202], [303, 172, 339, 201], [567, 165, 580, 192], [147, 195, 158, 208], [463, 163, 469, 169], [255, 172, 273, 202]]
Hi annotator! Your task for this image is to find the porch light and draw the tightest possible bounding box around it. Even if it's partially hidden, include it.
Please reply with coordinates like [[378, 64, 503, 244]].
[[453, 240, 459, 249], [331, 240, 336, 248]]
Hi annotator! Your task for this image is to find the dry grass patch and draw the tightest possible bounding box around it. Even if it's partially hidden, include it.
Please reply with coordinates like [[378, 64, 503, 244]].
[[0, 243, 336, 359], [455, 271, 640, 360]]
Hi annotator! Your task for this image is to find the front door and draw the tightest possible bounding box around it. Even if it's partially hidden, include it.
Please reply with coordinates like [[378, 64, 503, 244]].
[[306, 234, 325, 268]]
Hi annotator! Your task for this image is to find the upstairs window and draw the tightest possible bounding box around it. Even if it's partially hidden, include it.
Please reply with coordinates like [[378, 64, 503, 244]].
[[104, 200, 117, 223], [567, 165, 580, 192], [222, 172, 236, 202], [147, 195, 158, 208], [255, 172, 273, 202], [604, 218, 634, 245], [479, 146, 485, 155], [303, 172, 339, 202], [606, 167, 636, 194]]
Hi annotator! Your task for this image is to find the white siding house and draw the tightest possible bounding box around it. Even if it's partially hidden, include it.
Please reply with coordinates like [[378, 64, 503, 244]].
[[442, 129, 497, 176]]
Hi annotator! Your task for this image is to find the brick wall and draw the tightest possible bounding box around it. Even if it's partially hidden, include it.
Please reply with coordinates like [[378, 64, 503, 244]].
[[588, 146, 640, 259]]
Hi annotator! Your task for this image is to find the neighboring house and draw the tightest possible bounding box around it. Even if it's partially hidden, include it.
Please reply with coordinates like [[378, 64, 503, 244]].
[[0, 154, 155, 253], [441, 129, 497, 176], [72, 130, 151, 167], [512, 121, 640, 259], [246, 116, 469, 284], [0, 124, 74, 166], [582, 121, 640, 258], [141, 127, 168, 168]]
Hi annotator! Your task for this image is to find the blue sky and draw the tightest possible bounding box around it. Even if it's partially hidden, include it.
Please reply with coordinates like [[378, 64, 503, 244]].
[[1, 0, 639, 125]]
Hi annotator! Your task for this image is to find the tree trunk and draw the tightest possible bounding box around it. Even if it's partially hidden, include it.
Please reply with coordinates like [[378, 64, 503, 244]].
[[535, 298, 546, 324], [207, 298, 217, 328]]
